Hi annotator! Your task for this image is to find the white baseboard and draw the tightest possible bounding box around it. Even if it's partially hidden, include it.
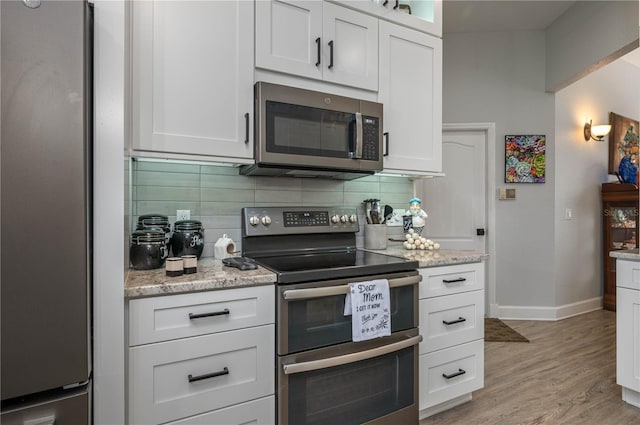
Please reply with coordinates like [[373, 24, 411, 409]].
[[622, 387, 640, 408], [495, 297, 602, 321]]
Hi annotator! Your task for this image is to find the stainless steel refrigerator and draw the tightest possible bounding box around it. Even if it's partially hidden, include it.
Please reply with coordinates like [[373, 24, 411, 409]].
[[1, 1, 92, 423]]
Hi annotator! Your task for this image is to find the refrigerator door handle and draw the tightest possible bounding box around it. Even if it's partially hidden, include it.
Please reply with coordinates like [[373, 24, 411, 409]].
[[24, 415, 56, 425]]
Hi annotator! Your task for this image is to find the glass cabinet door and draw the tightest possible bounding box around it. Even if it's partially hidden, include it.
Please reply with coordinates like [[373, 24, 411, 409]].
[[608, 205, 638, 250]]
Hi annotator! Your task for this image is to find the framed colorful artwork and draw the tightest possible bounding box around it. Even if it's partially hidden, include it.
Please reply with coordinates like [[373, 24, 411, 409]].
[[608, 112, 639, 175], [504, 135, 545, 183]]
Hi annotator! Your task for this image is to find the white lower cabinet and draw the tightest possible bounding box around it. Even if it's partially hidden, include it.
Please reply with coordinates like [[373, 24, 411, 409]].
[[418, 262, 485, 418], [419, 339, 484, 410], [165, 396, 275, 425], [127, 285, 276, 425], [616, 258, 640, 408]]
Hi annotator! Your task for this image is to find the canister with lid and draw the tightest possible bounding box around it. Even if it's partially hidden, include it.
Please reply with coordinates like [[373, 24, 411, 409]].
[[130, 229, 169, 270], [136, 214, 171, 247], [171, 220, 205, 258]]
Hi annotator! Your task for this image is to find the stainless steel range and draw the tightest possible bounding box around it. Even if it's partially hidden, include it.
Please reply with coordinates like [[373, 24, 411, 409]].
[[242, 206, 421, 425]]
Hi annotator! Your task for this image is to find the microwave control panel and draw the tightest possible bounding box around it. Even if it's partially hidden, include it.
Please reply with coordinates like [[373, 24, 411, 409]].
[[361, 116, 380, 161]]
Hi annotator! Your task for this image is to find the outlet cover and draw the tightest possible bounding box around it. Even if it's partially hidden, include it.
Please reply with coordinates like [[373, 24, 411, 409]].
[[177, 210, 190, 221]]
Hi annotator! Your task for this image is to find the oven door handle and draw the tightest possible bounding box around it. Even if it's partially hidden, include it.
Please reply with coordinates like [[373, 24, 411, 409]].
[[282, 334, 422, 375], [282, 275, 421, 300]]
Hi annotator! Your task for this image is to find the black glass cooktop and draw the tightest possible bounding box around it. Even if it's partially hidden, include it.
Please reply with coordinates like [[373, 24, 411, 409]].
[[250, 249, 418, 284]]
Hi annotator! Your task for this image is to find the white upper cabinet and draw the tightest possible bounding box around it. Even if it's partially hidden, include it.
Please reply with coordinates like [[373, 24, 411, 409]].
[[378, 20, 442, 174], [131, 0, 254, 162], [256, 1, 379, 91], [338, 0, 442, 38]]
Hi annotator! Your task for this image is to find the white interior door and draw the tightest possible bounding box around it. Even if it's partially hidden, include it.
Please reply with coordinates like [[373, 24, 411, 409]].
[[415, 129, 487, 252]]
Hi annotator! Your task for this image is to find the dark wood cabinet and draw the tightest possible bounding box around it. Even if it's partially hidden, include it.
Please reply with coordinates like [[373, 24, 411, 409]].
[[601, 182, 638, 311]]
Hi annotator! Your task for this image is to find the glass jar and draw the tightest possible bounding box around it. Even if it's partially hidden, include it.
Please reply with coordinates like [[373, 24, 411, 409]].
[[130, 229, 169, 270], [171, 220, 205, 258]]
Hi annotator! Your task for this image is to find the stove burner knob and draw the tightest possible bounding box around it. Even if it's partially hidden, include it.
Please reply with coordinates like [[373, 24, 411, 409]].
[[349, 214, 358, 223], [249, 215, 260, 226], [340, 214, 348, 223], [331, 215, 340, 224], [261, 216, 272, 226]]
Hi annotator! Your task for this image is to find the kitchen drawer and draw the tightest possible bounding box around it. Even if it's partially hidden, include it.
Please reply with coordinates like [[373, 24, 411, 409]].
[[165, 395, 275, 425], [617, 260, 640, 291], [419, 290, 483, 354], [128, 285, 274, 346], [129, 325, 275, 425], [419, 262, 484, 299], [419, 339, 484, 411]]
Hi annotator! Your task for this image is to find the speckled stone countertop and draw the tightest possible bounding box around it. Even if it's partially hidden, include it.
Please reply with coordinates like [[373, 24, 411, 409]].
[[610, 248, 640, 261], [369, 244, 487, 268], [125, 246, 486, 298], [125, 257, 276, 299]]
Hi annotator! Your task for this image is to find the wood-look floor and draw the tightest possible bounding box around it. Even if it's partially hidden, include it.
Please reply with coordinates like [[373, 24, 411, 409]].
[[419, 309, 640, 425]]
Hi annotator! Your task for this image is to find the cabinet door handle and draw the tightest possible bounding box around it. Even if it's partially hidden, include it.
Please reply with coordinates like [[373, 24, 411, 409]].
[[394, 0, 399, 9], [244, 113, 249, 144], [383, 0, 389, 5], [315, 37, 321, 66], [442, 368, 466, 379], [188, 367, 229, 383], [189, 308, 230, 320], [443, 277, 466, 284], [383, 132, 389, 157], [328, 40, 334, 69], [442, 317, 466, 325]]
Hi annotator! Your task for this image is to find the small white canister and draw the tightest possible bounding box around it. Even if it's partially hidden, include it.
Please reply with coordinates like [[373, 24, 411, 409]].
[[214, 234, 236, 259]]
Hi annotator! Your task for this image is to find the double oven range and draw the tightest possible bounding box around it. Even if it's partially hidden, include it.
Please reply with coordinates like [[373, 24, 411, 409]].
[[242, 206, 421, 425]]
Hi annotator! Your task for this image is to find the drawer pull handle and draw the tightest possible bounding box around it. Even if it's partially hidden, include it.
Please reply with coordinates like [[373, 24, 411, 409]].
[[442, 277, 466, 284], [189, 308, 230, 320], [442, 368, 466, 379], [188, 367, 229, 383], [442, 317, 466, 325], [315, 37, 321, 66]]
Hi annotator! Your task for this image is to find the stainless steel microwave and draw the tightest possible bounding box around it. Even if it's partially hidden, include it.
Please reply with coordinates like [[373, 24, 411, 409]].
[[240, 82, 383, 180]]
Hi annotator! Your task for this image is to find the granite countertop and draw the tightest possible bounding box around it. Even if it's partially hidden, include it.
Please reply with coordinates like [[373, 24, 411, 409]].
[[610, 248, 640, 261], [125, 257, 277, 299], [125, 245, 486, 298], [373, 244, 487, 268]]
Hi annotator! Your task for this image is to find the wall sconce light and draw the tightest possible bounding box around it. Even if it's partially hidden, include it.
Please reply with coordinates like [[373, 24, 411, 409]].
[[584, 120, 611, 142]]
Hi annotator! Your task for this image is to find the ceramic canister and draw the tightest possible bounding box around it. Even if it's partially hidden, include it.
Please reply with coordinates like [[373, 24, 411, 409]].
[[130, 229, 169, 270], [171, 220, 205, 258]]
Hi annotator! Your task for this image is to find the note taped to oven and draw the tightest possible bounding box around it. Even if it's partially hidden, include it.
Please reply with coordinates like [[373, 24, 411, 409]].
[[344, 279, 391, 341]]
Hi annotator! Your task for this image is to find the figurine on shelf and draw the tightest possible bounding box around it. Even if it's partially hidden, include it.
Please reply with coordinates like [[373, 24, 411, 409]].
[[405, 197, 428, 235]]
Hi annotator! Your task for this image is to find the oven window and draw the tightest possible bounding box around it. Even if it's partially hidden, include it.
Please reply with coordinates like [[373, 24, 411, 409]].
[[287, 285, 415, 353], [266, 101, 353, 158], [287, 346, 415, 425]]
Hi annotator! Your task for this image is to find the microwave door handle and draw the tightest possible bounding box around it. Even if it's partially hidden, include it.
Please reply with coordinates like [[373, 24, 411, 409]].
[[352, 112, 363, 159], [282, 334, 422, 375], [282, 275, 421, 300]]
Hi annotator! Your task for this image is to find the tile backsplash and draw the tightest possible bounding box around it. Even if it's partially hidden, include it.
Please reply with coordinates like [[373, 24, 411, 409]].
[[131, 159, 414, 258]]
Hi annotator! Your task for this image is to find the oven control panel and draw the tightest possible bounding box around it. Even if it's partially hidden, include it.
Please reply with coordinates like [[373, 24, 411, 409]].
[[243, 206, 359, 236]]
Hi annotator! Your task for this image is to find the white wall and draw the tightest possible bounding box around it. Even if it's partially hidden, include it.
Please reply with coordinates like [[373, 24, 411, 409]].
[[546, 1, 639, 92], [554, 57, 640, 307], [442, 31, 557, 311]]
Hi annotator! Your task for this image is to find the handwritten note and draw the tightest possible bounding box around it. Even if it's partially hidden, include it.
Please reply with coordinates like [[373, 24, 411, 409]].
[[344, 279, 391, 342]]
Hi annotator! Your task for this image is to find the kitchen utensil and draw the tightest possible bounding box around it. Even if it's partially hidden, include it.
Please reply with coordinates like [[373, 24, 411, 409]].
[[382, 205, 393, 224]]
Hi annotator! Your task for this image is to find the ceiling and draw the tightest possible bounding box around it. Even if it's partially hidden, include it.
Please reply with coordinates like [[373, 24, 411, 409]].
[[442, 0, 640, 68]]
